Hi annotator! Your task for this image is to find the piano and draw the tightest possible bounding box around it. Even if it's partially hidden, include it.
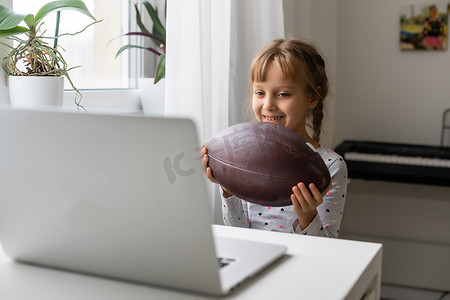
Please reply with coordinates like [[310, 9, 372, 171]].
[[334, 140, 450, 186]]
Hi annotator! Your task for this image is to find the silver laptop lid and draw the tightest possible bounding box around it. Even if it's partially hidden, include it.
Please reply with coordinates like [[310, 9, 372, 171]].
[[0, 108, 223, 294]]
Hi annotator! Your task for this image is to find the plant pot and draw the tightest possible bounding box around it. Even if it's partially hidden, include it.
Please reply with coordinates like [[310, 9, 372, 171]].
[[139, 78, 165, 115], [8, 76, 64, 108]]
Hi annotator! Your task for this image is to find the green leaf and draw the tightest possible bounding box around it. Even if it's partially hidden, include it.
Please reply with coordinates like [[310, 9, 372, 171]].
[[24, 15, 35, 28], [34, 0, 96, 25], [0, 5, 34, 31], [115, 44, 149, 58], [143, 1, 165, 41], [125, 31, 164, 45], [134, 3, 149, 34], [0, 26, 30, 38], [154, 54, 165, 84]]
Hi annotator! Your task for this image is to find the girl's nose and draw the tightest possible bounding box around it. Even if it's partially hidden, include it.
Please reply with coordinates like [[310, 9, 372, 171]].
[[262, 95, 276, 111]]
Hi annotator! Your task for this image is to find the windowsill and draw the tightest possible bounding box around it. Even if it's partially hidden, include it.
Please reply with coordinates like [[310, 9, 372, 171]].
[[62, 89, 142, 114]]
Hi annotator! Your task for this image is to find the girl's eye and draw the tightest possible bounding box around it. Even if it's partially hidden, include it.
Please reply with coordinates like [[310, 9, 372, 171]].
[[255, 91, 264, 96], [278, 92, 290, 98]]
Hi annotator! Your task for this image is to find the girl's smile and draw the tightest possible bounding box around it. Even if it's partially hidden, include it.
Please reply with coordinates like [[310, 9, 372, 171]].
[[263, 115, 284, 122]]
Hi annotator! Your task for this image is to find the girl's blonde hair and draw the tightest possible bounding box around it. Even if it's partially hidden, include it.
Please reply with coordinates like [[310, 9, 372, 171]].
[[249, 39, 328, 142]]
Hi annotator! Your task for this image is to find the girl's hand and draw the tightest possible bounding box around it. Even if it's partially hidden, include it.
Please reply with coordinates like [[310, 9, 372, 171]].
[[201, 146, 233, 198], [201, 146, 219, 184], [291, 179, 332, 229]]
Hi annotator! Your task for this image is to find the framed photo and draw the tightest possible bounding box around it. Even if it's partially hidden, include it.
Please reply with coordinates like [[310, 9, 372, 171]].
[[400, 3, 448, 51]]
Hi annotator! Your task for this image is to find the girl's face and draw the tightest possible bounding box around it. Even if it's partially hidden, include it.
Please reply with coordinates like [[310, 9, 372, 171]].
[[430, 6, 438, 18], [252, 64, 318, 139]]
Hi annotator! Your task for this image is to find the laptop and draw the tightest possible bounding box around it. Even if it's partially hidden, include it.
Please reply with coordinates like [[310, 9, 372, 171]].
[[0, 108, 287, 296]]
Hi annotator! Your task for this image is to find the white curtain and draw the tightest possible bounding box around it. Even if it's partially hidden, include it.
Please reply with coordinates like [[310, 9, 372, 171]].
[[166, 0, 284, 223]]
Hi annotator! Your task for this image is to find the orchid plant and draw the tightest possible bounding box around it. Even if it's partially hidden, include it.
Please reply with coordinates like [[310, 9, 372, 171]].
[[0, 0, 101, 107], [115, 0, 166, 84]]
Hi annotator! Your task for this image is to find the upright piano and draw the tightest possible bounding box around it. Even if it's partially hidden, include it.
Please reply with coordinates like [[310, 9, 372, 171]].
[[334, 140, 450, 186]]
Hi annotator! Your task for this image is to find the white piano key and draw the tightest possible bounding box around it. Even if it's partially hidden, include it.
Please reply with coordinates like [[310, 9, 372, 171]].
[[344, 152, 450, 168]]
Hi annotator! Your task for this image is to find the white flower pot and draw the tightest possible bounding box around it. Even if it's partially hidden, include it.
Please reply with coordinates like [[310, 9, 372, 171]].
[[139, 78, 165, 115], [8, 76, 64, 108]]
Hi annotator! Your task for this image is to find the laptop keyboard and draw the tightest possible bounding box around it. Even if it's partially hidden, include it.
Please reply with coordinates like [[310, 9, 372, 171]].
[[218, 257, 236, 269]]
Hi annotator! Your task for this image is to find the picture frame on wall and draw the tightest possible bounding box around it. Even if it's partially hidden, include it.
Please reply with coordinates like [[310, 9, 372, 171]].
[[400, 2, 448, 51]]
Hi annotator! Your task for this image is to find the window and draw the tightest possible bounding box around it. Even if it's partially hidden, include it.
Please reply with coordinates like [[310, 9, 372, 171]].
[[12, 0, 135, 90], [3, 0, 165, 110]]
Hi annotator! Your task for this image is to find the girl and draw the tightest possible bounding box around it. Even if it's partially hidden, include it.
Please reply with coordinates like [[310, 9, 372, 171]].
[[423, 5, 444, 50], [201, 39, 347, 237]]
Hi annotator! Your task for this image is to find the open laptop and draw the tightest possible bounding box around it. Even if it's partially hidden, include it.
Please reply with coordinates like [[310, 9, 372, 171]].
[[0, 108, 286, 296]]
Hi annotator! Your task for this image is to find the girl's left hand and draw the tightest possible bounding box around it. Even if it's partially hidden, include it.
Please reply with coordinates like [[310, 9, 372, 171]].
[[291, 180, 332, 229]]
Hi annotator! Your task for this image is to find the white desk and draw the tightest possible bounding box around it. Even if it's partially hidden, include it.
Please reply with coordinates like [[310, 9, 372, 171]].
[[0, 225, 382, 300]]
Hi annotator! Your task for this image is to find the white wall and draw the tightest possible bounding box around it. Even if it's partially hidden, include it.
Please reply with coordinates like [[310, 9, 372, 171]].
[[334, 0, 450, 147]]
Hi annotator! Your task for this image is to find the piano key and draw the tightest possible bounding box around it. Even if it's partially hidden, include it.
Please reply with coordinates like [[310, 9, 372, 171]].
[[344, 152, 450, 168]]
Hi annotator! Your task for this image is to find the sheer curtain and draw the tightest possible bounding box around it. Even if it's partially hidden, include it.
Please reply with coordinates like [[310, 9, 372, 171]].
[[166, 0, 284, 223]]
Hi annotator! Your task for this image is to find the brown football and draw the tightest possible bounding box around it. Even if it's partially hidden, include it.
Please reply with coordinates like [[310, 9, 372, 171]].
[[205, 122, 331, 206]]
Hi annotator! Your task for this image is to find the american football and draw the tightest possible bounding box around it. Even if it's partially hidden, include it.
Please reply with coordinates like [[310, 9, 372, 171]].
[[205, 122, 331, 206]]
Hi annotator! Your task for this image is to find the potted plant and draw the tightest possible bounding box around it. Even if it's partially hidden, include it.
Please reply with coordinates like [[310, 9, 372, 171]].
[[0, 0, 101, 108], [115, 0, 166, 115]]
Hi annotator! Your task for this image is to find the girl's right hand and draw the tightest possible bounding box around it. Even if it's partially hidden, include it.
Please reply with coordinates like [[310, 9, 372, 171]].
[[201, 146, 219, 183], [201, 146, 234, 198]]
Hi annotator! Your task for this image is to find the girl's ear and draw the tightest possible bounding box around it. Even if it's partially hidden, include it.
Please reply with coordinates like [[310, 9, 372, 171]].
[[308, 86, 321, 110]]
